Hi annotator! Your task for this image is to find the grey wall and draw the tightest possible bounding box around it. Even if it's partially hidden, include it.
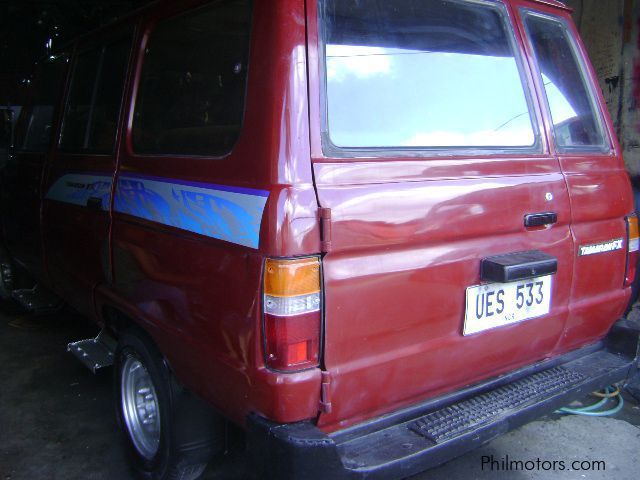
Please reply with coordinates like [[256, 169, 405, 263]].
[[566, 0, 640, 176]]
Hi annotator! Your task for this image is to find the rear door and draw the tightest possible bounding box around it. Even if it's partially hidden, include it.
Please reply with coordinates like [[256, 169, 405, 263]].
[[42, 30, 133, 317], [516, 4, 633, 352], [307, 0, 575, 429]]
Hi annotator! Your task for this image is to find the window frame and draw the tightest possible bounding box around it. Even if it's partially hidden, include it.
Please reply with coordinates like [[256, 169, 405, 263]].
[[127, 0, 253, 160], [57, 31, 134, 156], [15, 54, 69, 154], [316, 0, 544, 159], [520, 9, 612, 155]]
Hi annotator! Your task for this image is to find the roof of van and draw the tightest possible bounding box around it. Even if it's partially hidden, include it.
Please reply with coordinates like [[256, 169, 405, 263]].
[[528, 0, 572, 11], [60, 0, 573, 51]]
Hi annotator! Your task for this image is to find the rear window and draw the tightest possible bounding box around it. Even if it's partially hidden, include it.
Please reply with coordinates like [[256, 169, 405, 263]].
[[319, 0, 538, 152], [132, 0, 252, 157], [523, 12, 608, 152]]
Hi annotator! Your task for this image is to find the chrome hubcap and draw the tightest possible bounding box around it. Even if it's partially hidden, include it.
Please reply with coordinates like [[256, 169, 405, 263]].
[[121, 356, 161, 459]]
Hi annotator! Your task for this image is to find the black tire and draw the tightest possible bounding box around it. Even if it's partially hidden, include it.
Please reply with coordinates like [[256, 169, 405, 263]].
[[114, 327, 225, 480]]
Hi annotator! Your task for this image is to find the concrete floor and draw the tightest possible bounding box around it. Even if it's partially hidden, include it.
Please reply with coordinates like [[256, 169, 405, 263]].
[[1, 301, 639, 480]]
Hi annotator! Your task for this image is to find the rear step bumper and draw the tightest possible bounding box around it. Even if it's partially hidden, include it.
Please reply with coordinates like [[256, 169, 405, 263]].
[[248, 320, 640, 480]]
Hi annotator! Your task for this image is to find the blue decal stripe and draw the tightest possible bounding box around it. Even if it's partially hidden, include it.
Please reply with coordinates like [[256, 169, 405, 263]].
[[120, 172, 270, 198], [115, 175, 268, 249], [45, 173, 113, 210], [45, 173, 269, 250]]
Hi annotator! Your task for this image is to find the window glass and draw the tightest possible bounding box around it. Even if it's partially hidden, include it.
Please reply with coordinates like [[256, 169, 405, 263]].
[[88, 39, 131, 151], [17, 58, 67, 151], [60, 49, 100, 150], [132, 0, 251, 156], [0, 109, 11, 149], [60, 36, 131, 153], [524, 13, 606, 151], [320, 0, 536, 150]]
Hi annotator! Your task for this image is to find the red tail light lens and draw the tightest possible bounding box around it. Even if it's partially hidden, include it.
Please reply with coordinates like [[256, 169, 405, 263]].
[[263, 257, 322, 372], [625, 214, 639, 287]]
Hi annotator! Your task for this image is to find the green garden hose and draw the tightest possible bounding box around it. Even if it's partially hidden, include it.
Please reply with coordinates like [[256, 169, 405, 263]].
[[556, 386, 624, 417]]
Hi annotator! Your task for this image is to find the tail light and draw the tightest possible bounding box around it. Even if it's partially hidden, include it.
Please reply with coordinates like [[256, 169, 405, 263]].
[[263, 257, 322, 372], [625, 214, 639, 287]]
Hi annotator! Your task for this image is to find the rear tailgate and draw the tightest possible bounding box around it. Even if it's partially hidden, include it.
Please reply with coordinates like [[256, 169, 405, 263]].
[[307, 0, 577, 430], [313, 164, 574, 429]]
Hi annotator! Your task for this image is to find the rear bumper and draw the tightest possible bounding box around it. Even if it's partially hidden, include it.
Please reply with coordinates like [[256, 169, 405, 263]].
[[247, 319, 640, 480]]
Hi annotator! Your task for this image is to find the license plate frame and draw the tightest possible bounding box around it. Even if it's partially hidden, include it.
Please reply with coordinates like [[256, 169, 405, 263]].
[[463, 275, 553, 336]]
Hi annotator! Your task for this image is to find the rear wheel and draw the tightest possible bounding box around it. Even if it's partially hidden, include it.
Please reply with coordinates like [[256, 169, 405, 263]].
[[120, 354, 162, 461], [114, 328, 224, 480]]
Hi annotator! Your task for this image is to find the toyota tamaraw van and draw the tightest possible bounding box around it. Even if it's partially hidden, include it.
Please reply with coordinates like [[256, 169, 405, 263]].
[[1, 0, 639, 479]]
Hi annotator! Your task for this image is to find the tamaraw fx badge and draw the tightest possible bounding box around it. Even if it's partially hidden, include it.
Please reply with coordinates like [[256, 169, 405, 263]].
[[579, 238, 624, 256]]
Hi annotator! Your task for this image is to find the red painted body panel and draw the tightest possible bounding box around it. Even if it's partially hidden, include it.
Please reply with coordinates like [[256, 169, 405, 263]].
[[43, 156, 114, 318], [107, 0, 322, 424], [0, 0, 633, 436], [311, 163, 580, 430]]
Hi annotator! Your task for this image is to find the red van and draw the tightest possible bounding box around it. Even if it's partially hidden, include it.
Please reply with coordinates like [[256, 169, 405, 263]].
[[1, 0, 639, 479]]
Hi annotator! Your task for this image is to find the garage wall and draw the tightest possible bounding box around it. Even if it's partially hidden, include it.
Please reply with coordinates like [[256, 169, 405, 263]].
[[566, 0, 640, 177], [618, 1, 640, 177]]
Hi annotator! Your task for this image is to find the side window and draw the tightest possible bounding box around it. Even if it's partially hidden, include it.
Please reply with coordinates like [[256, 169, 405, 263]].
[[16, 58, 67, 152], [60, 36, 131, 153], [60, 50, 101, 150], [523, 12, 607, 152], [132, 0, 251, 156]]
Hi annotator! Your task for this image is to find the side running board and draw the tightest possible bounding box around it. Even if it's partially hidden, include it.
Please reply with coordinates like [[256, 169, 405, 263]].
[[67, 330, 117, 373], [12, 285, 63, 314]]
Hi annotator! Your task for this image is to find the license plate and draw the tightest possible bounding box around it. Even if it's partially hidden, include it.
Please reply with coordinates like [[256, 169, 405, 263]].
[[464, 275, 552, 335]]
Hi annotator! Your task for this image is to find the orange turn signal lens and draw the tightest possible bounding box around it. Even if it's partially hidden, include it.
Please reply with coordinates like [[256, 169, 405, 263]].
[[264, 257, 321, 297]]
